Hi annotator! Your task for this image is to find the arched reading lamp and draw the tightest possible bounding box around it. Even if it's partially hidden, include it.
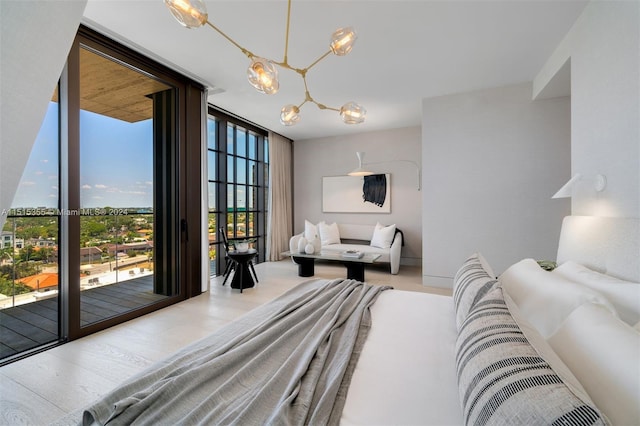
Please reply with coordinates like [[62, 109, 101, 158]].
[[347, 152, 421, 191]]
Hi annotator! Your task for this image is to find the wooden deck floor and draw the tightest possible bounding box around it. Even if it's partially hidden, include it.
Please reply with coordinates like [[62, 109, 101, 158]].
[[0, 276, 167, 360]]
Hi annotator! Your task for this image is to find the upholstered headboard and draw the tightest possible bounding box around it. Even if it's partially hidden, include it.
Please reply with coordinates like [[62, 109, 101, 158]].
[[557, 216, 639, 282]]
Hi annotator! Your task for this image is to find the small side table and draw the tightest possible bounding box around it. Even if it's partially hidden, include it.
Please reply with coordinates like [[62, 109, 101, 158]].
[[536, 260, 557, 271], [227, 249, 258, 293]]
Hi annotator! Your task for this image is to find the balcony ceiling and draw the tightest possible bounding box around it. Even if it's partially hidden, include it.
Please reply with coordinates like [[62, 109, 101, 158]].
[[81, 0, 587, 141], [54, 49, 172, 123]]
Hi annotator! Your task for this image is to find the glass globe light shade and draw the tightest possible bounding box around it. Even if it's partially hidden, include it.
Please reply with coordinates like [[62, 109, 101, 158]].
[[164, 0, 208, 29], [280, 105, 301, 126], [340, 102, 366, 124], [330, 27, 357, 56], [247, 58, 279, 95]]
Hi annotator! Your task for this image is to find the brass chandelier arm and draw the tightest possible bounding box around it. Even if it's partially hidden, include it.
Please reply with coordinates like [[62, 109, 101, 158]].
[[299, 76, 340, 112], [165, 0, 365, 125], [304, 50, 332, 73], [283, 0, 293, 65], [274, 50, 332, 76], [205, 21, 255, 59], [291, 93, 339, 112], [277, 0, 332, 77], [204, 11, 340, 115]]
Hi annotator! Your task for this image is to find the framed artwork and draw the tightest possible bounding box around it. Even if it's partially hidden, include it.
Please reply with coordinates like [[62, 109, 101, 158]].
[[322, 174, 391, 213]]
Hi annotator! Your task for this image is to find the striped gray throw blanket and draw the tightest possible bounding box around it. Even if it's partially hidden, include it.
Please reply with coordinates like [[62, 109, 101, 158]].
[[82, 279, 391, 425]]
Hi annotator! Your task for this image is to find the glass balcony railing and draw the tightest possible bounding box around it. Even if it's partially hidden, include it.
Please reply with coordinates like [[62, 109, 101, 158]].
[[0, 212, 60, 310], [1, 209, 158, 310]]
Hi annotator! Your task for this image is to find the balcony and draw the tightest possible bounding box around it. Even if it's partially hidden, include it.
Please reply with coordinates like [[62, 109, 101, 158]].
[[0, 212, 163, 363], [0, 274, 164, 360]]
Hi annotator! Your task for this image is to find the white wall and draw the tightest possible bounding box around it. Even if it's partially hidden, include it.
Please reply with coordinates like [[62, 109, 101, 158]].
[[422, 83, 571, 287], [293, 127, 422, 264], [0, 0, 87, 231], [534, 0, 639, 217]]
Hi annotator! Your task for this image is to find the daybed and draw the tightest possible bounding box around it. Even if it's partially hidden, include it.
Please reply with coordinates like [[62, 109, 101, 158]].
[[82, 216, 639, 425], [289, 221, 403, 274]]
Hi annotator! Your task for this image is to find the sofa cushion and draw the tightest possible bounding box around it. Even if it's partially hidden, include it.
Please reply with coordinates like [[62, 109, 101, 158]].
[[319, 222, 340, 245], [370, 222, 396, 249], [337, 224, 376, 241], [321, 243, 391, 263]]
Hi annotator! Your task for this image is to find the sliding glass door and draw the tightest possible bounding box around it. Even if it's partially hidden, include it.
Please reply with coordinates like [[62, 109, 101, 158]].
[[77, 46, 175, 326], [1, 26, 205, 364]]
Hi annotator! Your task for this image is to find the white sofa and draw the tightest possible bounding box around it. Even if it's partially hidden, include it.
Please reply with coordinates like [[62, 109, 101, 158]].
[[289, 223, 403, 274]]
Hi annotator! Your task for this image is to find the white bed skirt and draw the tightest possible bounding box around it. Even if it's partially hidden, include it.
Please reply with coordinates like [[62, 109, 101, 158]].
[[342, 290, 463, 425]]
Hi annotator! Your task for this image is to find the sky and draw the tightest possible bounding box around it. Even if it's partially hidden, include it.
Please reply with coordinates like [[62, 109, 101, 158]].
[[12, 104, 255, 212], [11, 103, 153, 209]]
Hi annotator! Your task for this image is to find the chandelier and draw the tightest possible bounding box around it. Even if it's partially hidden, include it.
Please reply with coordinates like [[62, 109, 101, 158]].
[[164, 0, 367, 126]]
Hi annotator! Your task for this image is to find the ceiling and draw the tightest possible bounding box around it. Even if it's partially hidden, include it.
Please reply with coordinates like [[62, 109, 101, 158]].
[[81, 0, 587, 141], [53, 48, 171, 122]]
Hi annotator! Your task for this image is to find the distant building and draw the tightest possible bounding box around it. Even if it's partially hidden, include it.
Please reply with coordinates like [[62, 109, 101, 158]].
[[1, 231, 24, 250], [105, 241, 153, 257], [80, 246, 103, 263], [137, 229, 153, 238], [18, 272, 58, 291], [26, 237, 56, 248]]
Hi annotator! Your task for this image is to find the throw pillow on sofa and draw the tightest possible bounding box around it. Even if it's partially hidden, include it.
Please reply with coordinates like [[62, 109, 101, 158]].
[[370, 222, 396, 249], [304, 220, 321, 241], [318, 222, 340, 245]]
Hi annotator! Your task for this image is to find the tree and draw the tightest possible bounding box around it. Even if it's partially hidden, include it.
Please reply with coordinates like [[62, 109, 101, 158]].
[[36, 247, 55, 263], [19, 245, 35, 262], [83, 220, 107, 237], [0, 273, 31, 297]]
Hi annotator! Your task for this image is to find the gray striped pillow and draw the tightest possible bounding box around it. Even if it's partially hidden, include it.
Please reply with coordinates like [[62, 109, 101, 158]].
[[455, 286, 608, 426], [453, 253, 498, 330]]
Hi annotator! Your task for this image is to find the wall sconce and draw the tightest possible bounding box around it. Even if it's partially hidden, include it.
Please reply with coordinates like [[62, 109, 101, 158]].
[[552, 173, 607, 198], [347, 151, 421, 191]]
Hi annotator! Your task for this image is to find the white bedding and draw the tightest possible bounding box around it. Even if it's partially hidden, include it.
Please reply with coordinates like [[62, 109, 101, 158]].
[[342, 290, 463, 425], [81, 215, 638, 425]]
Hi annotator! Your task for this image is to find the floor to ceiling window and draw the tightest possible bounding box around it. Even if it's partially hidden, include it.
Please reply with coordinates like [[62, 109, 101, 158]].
[[207, 109, 269, 277], [0, 87, 60, 360], [0, 26, 205, 364]]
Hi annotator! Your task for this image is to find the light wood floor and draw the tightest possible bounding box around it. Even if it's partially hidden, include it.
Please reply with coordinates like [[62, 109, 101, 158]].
[[0, 260, 450, 425]]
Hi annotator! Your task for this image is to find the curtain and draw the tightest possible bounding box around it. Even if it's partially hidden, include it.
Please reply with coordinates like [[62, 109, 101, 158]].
[[266, 132, 293, 261]]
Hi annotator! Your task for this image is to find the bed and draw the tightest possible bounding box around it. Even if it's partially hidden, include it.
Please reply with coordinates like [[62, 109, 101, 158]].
[[82, 216, 639, 425]]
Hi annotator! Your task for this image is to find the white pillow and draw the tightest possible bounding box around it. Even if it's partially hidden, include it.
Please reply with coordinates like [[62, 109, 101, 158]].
[[548, 303, 640, 426], [499, 258, 618, 338], [318, 222, 340, 246], [502, 291, 603, 414], [369, 222, 396, 249], [553, 261, 640, 325], [304, 220, 320, 242]]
